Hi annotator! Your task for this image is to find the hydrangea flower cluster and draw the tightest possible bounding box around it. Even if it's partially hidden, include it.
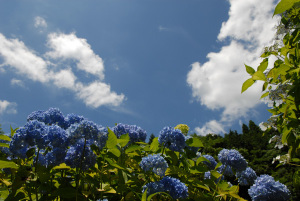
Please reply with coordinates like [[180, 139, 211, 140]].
[[65, 139, 97, 171], [174, 124, 189, 135], [140, 154, 168, 176], [236, 167, 257, 186], [158, 126, 186, 152], [143, 177, 188, 200], [9, 108, 108, 169], [202, 155, 217, 170], [66, 120, 108, 150], [248, 175, 291, 201], [112, 123, 147, 143], [217, 165, 234, 177], [218, 149, 247, 172]]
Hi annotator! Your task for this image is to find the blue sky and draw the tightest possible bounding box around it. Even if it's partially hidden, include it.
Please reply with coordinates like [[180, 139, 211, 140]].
[[0, 0, 279, 137]]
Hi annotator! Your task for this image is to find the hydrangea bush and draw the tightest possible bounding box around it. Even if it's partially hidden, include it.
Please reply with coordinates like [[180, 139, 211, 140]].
[[0, 108, 292, 200]]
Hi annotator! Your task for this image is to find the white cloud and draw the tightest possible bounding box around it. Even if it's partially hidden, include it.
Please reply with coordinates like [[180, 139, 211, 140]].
[[46, 33, 105, 80], [34, 16, 47, 29], [0, 28, 125, 108], [0, 33, 50, 82], [0, 100, 17, 115], [187, 0, 278, 136], [194, 120, 225, 136], [10, 78, 25, 87], [76, 81, 125, 108]]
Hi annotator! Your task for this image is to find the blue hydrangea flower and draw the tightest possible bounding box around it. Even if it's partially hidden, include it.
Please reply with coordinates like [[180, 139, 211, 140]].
[[66, 120, 108, 149], [217, 164, 234, 177], [37, 147, 66, 167], [65, 139, 97, 171], [9, 128, 29, 159], [160, 176, 188, 200], [236, 167, 257, 186], [142, 181, 164, 196], [248, 175, 291, 201], [202, 155, 217, 170], [27, 108, 65, 127], [112, 123, 147, 143], [158, 127, 186, 152], [218, 149, 247, 172], [64, 113, 86, 128], [45, 125, 68, 149], [140, 154, 168, 176], [204, 171, 211, 180], [204, 171, 224, 183], [23, 120, 48, 149]]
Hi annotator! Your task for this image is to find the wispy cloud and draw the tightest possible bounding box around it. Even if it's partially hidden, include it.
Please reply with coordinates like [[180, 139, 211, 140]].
[[0, 100, 17, 115], [187, 0, 279, 136], [158, 25, 169, 32], [10, 78, 25, 88], [0, 19, 125, 108], [34, 16, 47, 29]]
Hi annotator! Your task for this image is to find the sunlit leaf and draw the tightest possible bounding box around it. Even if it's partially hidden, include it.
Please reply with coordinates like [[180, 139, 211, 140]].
[[252, 71, 267, 81], [118, 133, 130, 148], [150, 137, 159, 152], [106, 128, 118, 149], [0, 134, 10, 141], [0, 160, 18, 169], [245, 64, 255, 75], [274, 0, 300, 16], [257, 58, 268, 72], [241, 78, 255, 93]]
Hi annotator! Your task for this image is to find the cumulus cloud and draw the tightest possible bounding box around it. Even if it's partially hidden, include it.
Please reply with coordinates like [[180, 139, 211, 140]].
[[0, 25, 125, 108], [0, 100, 17, 115], [0, 33, 50, 82], [46, 32, 105, 80], [187, 0, 279, 135]]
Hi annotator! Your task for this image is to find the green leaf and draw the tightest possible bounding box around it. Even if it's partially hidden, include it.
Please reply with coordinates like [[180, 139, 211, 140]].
[[10, 126, 18, 137], [260, 91, 269, 99], [142, 188, 147, 201], [252, 71, 267, 81], [106, 128, 118, 149], [282, 127, 293, 144], [196, 156, 210, 166], [211, 170, 222, 179], [125, 144, 142, 153], [0, 160, 18, 169], [53, 163, 70, 170], [117, 133, 130, 147], [105, 158, 126, 170], [245, 64, 255, 75], [109, 147, 121, 157], [0, 134, 10, 141], [275, 64, 291, 78], [150, 137, 159, 152], [0, 143, 9, 148], [273, 0, 300, 16], [257, 58, 268, 72], [186, 136, 203, 147], [241, 78, 255, 93]]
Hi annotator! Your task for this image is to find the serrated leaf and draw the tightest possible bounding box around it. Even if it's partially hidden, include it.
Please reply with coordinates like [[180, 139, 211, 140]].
[[0, 160, 18, 169], [245, 64, 255, 75], [106, 128, 118, 149], [150, 137, 159, 152], [273, 0, 300, 16], [252, 71, 267, 81], [0, 135, 10, 141], [241, 78, 255, 93], [257, 58, 268, 72]]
